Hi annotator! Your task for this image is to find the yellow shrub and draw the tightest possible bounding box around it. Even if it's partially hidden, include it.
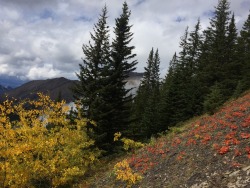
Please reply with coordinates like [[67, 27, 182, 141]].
[[114, 132, 122, 141], [114, 132, 144, 151], [114, 159, 142, 187], [0, 94, 100, 187], [121, 138, 144, 151]]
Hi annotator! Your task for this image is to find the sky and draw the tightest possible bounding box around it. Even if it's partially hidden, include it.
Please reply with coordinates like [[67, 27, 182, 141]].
[[0, 0, 249, 81]]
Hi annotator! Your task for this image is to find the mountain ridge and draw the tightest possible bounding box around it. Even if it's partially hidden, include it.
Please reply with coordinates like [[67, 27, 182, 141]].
[[0, 75, 27, 88], [1, 77, 77, 103], [1, 73, 143, 103], [0, 85, 12, 95]]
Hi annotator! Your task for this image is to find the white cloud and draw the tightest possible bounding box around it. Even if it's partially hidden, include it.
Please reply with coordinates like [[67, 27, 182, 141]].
[[0, 64, 8, 74], [0, 0, 249, 81], [14, 50, 31, 58], [2, 7, 20, 21], [27, 63, 61, 80]]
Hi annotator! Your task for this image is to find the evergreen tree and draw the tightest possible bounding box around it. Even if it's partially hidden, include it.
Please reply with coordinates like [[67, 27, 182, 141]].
[[73, 6, 114, 152], [179, 26, 189, 69], [203, 83, 224, 115], [141, 49, 161, 138], [151, 49, 160, 92], [184, 19, 204, 115], [158, 53, 176, 128], [142, 48, 154, 91], [109, 1, 138, 140], [161, 52, 178, 90], [132, 48, 162, 139], [132, 48, 154, 139], [222, 13, 239, 96], [163, 27, 192, 125], [173, 27, 191, 122], [237, 12, 250, 90], [210, 0, 231, 69], [74, 3, 139, 152], [233, 80, 244, 98], [197, 27, 213, 101], [187, 19, 203, 73], [227, 13, 237, 64], [198, 0, 232, 102], [160, 22, 203, 127]]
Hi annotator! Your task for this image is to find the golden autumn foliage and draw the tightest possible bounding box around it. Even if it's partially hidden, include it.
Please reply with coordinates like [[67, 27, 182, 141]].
[[0, 93, 100, 187], [113, 133, 144, 187], [114, 132, 144, 151], [121, 138, 144, 151], [113, 159, 142, 188]]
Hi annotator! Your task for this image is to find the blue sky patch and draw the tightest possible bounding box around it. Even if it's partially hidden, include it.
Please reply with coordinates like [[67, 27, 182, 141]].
[[202, 10, 215, 18], [74, 15, 92, 22], [40, 9, 55, 20], [175, 16, 186, 23]]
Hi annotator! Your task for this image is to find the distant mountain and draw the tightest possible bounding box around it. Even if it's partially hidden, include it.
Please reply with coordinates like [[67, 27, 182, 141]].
[[128, 72, 144, 78], [0, 85, 13, 95], [1, 77, 77, 103], [126, 72, 143, 95], [1, 73, 143, 103], [0, 75, 27, 88]]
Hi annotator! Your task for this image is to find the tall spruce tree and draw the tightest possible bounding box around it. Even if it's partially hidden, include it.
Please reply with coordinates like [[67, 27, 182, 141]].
[[200, 0, 231, 96], [223, 13, 239, 95], [197, 0, 234, 114], [109, 1, 137, 140], [161, 52, 178, 90], [187, 19, 203, 73], [158, 53, 178, 129], [185, 19, 204, 115], [227, 13, 237, 64], [164, 27, 192, 125], [141, 49, 161, 138], [197, 27, 213, 101], [73, 6, 115, 152], [151, 49, 160, 93], [179, 26, 189, 69], [132, 48, 162, 139], [132, 48, 154, 139]]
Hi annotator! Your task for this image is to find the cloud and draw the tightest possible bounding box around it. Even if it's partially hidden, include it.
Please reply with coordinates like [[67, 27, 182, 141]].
[[0, 0, 249, 81], [0, 64, 8, 74], [27, 63, 60, 80]]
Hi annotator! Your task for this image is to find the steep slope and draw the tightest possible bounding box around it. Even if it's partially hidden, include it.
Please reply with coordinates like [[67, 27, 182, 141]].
[[89, 92, 250, 188]]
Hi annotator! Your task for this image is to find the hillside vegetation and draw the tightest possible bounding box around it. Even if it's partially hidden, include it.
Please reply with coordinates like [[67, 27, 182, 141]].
[[0, 94, 100, 187], [85, 91, 250, 188], [1, 0, 249, 187], [72, 0, 250, 154]]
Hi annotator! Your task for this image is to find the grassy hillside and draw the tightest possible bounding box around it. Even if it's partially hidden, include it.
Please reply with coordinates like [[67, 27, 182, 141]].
[[82, 91, 250, 188]]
